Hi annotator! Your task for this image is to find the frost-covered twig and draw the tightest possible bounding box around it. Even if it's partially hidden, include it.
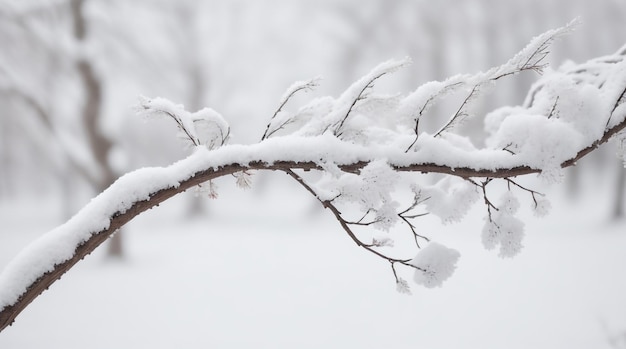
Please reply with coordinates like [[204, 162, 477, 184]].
[[397, 190, 430, 248], [137, 96, 230, 150], [283, 169, 420, 269], [261, 77, 320, 140], [505, 178, 546, 208], [431, 20, 577, 138], [332, 58, 409, 137]]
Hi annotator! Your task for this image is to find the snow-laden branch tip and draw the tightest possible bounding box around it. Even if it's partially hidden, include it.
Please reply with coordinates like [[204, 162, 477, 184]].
[[261, 76, 321, 140], [3, 25, 626, 332], [432, 19, 579, 139], [137, 96, 230, 150], [331, 57, 410, 137]]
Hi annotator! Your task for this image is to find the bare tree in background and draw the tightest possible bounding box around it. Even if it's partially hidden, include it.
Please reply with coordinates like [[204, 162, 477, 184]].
[[69, 0, 124, 255]]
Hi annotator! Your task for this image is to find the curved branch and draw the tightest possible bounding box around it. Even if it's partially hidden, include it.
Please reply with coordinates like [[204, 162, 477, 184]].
[[1, 108, 625, 332]]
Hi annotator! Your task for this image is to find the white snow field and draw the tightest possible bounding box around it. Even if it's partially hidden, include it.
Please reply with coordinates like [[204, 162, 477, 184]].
[[0, 169, 625, 349]]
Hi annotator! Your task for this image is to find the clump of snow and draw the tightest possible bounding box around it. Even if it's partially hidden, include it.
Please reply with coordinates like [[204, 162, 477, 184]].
[[481, 192, 526, 258], [481, 215, 526, 258], [315, 159, 401, 231], [486, 112, 583, 171], [499, 190, 520, 215], [420, 178, 480, 224], [410, 242, 460, 288]]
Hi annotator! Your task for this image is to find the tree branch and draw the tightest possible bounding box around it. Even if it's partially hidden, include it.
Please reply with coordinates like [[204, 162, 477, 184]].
[[1, 110, 625, 332], [2, 20, 625, 331]]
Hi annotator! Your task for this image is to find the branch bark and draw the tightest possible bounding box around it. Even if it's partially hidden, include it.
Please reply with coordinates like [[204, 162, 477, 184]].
[[1, 111, 625, 332]]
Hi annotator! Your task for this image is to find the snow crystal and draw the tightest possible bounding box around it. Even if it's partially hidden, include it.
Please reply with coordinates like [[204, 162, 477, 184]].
[[410, 242, 460, 288], [481, 220, 499, 251]]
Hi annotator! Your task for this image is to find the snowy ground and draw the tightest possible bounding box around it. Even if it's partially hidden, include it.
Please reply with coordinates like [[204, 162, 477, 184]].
[[1, 170, 626, 349]]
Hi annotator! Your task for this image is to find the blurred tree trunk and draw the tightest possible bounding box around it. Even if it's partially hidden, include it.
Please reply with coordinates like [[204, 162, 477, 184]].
[[70, 0, 122, 257]]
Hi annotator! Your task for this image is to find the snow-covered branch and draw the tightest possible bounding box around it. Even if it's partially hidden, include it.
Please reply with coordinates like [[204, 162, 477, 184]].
[[2, 27, 626, 332]]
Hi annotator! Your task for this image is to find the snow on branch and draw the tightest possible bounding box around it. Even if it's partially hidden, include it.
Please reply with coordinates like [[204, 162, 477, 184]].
[[261, 76, 321, 140], [137, 96, 230, 150], [3, 26, 626, 332]]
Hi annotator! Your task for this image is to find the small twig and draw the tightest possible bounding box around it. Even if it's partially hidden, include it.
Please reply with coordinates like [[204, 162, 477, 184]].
[[262, 78, 319, 141], [404, 81, 464, 152], [144, 108, 199, 146], [434, 85, 479, 138], [283, 169, 421, 269], [432, 29, 563, 138], [548, 96, 560, 119], [607, 87, 626, 128], [334, 70, 391, 136], [505, 177, 545, 207], [502, 143, 516, 155], [354, 209, 373, 224], [480, 179, 498, 221]]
